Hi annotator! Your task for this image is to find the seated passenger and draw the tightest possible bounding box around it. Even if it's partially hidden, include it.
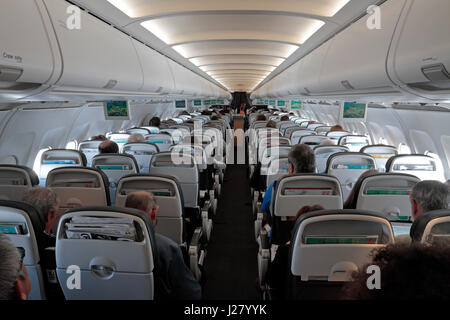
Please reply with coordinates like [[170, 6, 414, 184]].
[[261, 144, 316, 222], [330, 125, 344, 132], [343, 169, 379, 209], [89, 134, 107, 141], [149, 117, 161, 128], [280, 115, 290, 122], [98, 140, 119, 154], [0, 234, 31, 300], [342, 243, 450, 299], [125, 191, 202, 300], [23, 187, 60, 248], [256, 114, 267, 121], [127, 134, 145, 143], [266, 205, 324, 299], [266, 120, 277, 128], [320, 139, 336, 146]]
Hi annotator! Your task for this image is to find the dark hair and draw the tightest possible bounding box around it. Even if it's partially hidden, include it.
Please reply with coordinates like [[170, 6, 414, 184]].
[[288, 144, 316, 173], [342, 243, 450, 300], [280, 115, 290, 121], [266, 120, 277, 128], [98, 140, 119, 154], [89, 135, 107, 141], [149, 117, 161, 128], [256, 114, 267, 121]]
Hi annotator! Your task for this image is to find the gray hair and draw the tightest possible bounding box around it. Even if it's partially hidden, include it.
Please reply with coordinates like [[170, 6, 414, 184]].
[[127, 134, 145, 143], [411, 180, 450, 213], [22, 187, 59, 221], [0, 234, 21, 300], [288, 144, 316, 173]]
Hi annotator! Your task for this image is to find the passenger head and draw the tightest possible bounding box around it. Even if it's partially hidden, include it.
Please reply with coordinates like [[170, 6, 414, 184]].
[[289, 204, 324, 222], [0, 234, 31, 300], [256, 114, 267, 121], [288, 144, 316, 174], [342, 243, 450, 299], [320, 139, 335, 146], [127, 134, 145, 143], [89, 135, 107, 141], [98, 140, 119, 154], [280, 115, 290, 121], [149, 117, 161, 128], [23, 187, 60, 234], [266, 120, 277, 128], [330, 125, 344, 132], [410, 181, 450, 220], [125, 191, 159, 224]]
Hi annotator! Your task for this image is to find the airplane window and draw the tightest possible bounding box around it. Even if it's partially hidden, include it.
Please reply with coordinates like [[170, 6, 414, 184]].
[[379, 137, 388, 145], [33, 147, 51, 175], [66, 140, 78, 150], [398, 143, 411, 155], [425, 151, 446, 180]]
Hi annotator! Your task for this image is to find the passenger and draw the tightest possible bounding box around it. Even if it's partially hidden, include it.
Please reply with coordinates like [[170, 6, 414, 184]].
[[89, 134, 107, 141], [23, 187, 60, 248], [98, 140, 119, 154], [330, 125, 344, 132], [320, 139, 335, 146], [149, 117, 161, 128], [0, 234, 31, 300], [266, 120, 277, 128], [342, 243, 450, 299], [261, 144, 316, 220], [265, 205, 324, 299], [125, 191, 202, 300], [280, 115, 290, 121], [256, 114, 267, 121], [343, 169, 379, 209], [127, 133, 145, 143]]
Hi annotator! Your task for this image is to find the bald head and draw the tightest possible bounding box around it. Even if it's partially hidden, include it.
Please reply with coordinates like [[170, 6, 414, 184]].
[[98, 140, 119, 154], [127, 134, 145, 143], [125, 191, 158, 223]]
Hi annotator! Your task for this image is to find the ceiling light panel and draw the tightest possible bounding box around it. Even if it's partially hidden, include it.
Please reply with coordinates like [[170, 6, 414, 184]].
[[190, 55, 285, 67], [107, 0, 351, 18], [200, 64, 277, 72]]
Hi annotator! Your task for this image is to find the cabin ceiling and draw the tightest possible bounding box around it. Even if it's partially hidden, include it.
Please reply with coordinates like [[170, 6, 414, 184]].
[[71, 0, 384, 93]]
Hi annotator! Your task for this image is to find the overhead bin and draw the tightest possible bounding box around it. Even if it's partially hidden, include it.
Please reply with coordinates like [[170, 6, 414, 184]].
[[0, 0, 60, 102], [43, 0, 143, 92], [318, 0, 406, 94], [388, 0, 450, 100]]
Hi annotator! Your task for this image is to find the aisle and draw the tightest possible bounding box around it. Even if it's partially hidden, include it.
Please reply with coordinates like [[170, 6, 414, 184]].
[[202, 164, 259, 300]]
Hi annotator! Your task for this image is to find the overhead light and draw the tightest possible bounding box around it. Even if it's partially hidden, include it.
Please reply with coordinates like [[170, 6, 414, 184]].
[[299, 20, 326, 44], [141, 20, 172, 44], [330, 0, 352, 17], [107, 0, 137, 17]]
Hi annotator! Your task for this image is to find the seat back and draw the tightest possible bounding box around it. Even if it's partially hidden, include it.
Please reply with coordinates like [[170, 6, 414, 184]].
[[411, 209, 450, 244], [149, 152, 199, 208], [39, 150, 86, 186], [290, 210, 393, 287], [386, 154, 445, 182], [171, 144, 209, 171], [0, 201, 47, 300], [116, 174, 184, 244], [0, 165, 39, 201], [306, 123, 326, 130], [315, 126, 332, 135], [265, 158, 290, 189], [122, 142, 160, 173], [144, 134, 173, 152], [126, 127, 151, 136], [299, 135, 331, 147], [78, 140, 102, 166], [291, 130, 316, 145], [284, 126, 302, 138], [338, 135, 371, 152], [361, 145, 398, 173], [140, 126, 160, 134], [326, 152, 377, 201], [326, 130, 350, 144], [355, 173, 420, 222], [260, 146, 292, 173], [258, 137, 291, 163], [46, 167, 110, 210], [314, 146, 350, 174], [107, 133, 132, 152], [55, 207, 156, 300]]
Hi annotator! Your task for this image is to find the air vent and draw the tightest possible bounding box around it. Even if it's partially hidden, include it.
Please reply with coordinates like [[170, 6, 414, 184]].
[[103, 80, 118, 89], [341, 80, 355, 90], [0, 66, 23, 82], [409, 64, 450, 91]]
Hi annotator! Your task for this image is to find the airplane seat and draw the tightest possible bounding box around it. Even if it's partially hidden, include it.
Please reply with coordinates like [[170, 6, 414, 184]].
[[38, 149, 87, 186], [115, 174, 206, 281], [0, 201, 48, 300], [386, 154, 446, 182], [326, 130, 350, 144], [313, 145, 350, 174], [0, 165, 39, 201], [338, 135, 371, 152], [290, 130, 316, 145], [283, 126, 301, 139], [315, 126, 333, 136], [360, 145, 398, 173], [78, 140, 103, 166], [306, 123, 326, 130], [410, 209, 450, 244], [140, 126, 160, 134], [122, 142, 160, 173], [287, 209, 394, 299], [299, 135, 331, 147], [258, 137, 291, 164], [144, 133, 174, 152], [55, 206, 157, 300], [126, 127, 151, 136], [107, 133, 132, 152], [91, 154, 139, 205], [45, 167, 111, 211], [326, 152, 377, 202]]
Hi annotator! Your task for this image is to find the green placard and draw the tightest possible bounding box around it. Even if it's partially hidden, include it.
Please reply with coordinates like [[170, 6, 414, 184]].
[[277, 100, 286, 107], [291, 100, 303, 110], [268, 100, 276, 105], [193, 100, 202, 106]]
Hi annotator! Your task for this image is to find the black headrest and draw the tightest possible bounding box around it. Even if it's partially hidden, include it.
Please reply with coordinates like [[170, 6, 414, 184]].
[[92, 154, 139, 174], [47, 167, 111, 205], [385, 154, 434, 172], [42, 149, 87, 167], [0, 200, 46, 251], [326, 152, 374, 173], [410, 209, 450, 242], [0, 165, 39, 186]]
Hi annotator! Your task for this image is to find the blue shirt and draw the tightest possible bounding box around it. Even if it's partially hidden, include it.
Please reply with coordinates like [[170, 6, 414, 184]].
[[261, 182, 275, 215]]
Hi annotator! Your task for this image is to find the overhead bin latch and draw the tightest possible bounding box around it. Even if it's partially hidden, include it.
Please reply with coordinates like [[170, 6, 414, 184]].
[[0, 66, 23, 82], [422, 63, 450, 82]]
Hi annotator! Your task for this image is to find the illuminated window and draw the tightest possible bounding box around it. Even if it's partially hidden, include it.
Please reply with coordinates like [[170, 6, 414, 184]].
[[33, 148, 51, 175], [398, 143, 411, 155], [66, 140, 78, 150]]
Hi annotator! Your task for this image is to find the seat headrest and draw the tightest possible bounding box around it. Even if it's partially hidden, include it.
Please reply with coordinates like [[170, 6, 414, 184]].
[[385, 154, 435, 172], [123, 142, 160, 153], [92, 154, 139, 173], [0, 165, 39, 186], [326, 152, 376, 172], [410, 209, 450, 243], [42, 149, 87, 167]]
